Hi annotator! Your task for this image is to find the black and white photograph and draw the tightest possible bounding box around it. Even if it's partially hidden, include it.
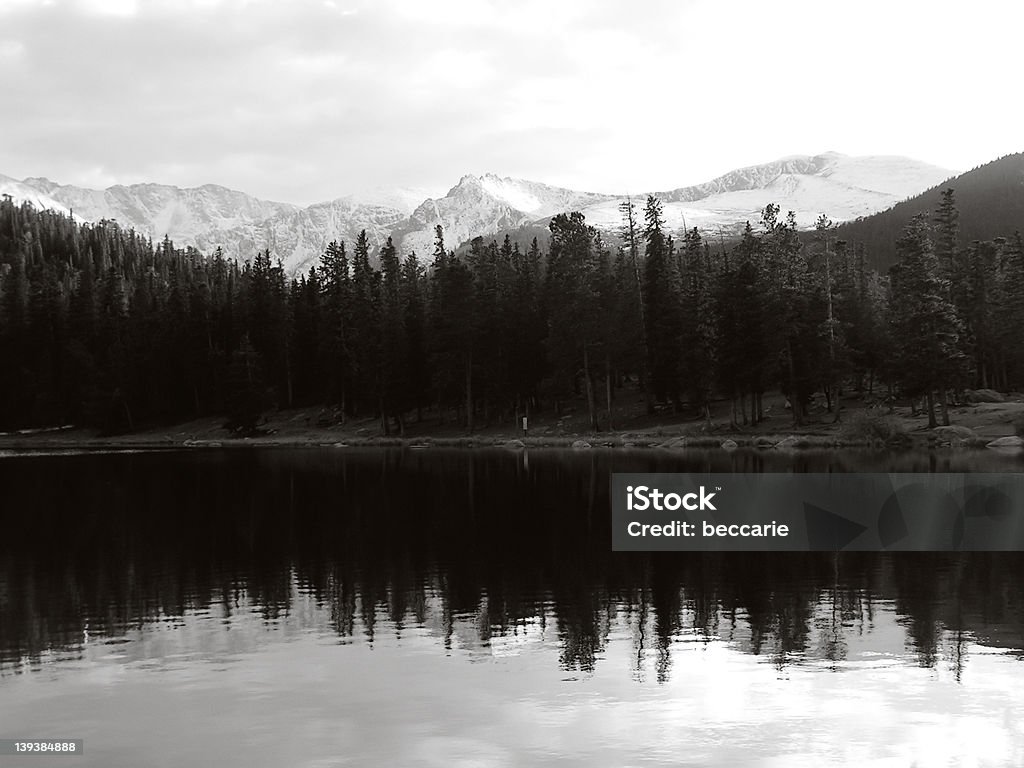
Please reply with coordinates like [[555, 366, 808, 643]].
[[2, 0, 1024, 765]]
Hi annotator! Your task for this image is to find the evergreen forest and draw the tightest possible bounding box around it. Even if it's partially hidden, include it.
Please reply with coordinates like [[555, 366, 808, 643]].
[[1, 187, 1022, 435]]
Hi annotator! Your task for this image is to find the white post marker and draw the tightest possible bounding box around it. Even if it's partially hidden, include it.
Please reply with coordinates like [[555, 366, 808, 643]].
[[522, 416, 528, 436]]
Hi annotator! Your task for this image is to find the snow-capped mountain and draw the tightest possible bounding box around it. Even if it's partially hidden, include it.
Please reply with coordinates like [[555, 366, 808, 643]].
[[0, 174, 78, 221], [579, 152, 956, 234], [15, 177, 301, 258], [393, 173, 617, 261], [4, 177, 423, 272], [2, 153, 955, 274]]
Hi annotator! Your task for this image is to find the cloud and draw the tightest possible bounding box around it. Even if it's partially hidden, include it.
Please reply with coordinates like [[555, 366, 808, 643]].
[[0, 0, 1020, 203]]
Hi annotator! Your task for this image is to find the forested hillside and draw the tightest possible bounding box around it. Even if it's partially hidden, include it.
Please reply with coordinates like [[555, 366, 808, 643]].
[[833, 153, 1024, 271], [1, 187, 1022, 435]]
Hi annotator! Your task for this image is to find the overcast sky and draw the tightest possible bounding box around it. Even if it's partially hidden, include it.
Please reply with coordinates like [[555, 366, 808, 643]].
[[1, 0, 1021, 205]]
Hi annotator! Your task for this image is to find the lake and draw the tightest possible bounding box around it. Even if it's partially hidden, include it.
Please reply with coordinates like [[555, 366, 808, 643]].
[[1, 447, 1023, 767]]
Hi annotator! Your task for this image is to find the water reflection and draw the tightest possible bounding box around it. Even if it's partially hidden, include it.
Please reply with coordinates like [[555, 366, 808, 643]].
[[1, 447, 1022, 678]]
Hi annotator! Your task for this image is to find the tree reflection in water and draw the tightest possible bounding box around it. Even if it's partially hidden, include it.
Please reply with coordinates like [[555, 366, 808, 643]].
[[1, 447, 1023, 678]]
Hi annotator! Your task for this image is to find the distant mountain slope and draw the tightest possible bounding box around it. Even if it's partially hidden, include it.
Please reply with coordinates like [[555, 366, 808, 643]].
[[832, 153, 1024, 270], [3, 153, 956, 273], [655, 152, 943, 200], [394, 155, 953, 261], [6, 177, 419, 273], [578, 153, 954, 235], [229, 197, 415, 275], [393, 174, 616, 261], [26, 177, 299, 235], [0, 174, 77, 220], [337, 185, 442, 217]]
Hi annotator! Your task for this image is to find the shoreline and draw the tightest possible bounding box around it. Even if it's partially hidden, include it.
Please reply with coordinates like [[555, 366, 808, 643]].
[[2, 399, 1023, 453], [1, 428, 1020, 454]]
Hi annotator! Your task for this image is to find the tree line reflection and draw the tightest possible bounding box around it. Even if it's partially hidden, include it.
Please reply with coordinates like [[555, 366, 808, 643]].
[[1, 448, 1023, 678]]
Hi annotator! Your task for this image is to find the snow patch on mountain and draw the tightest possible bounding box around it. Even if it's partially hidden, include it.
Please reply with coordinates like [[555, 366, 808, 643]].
[[816, 154, 955, 199], [477, 173, 615, 217], [580, 153, 953, 236], [478, 174, 544, 213], [338, 185, 443, 217], [0, 174, 79, 220]]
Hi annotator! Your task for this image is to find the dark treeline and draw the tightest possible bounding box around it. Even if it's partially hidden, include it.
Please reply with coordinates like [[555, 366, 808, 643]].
[[2, 189, 1023, 433], [3, 449, 1022, 677]]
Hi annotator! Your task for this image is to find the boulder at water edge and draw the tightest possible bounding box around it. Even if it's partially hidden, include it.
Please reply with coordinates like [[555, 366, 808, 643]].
[[933, 425, 976, 442], [986, 436, 1024, 449]]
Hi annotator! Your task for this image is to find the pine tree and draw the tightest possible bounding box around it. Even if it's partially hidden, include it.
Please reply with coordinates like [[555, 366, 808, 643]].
[[809, 216, 851, 420], [994, 233, 1024, 387], [289, 268, 322, 406], [318, 240, 351, 416], [641, 195, 683, 410], [963, 239, 998, 388], [546, 211, 602, 430], [400, 251, 429, 422], [888, 215, 966, 427], [508, 237, 547, 422], [350, 230, 381, 416], [933, 188, 963, 305], [679, 228, 716, 425], [379, 236, 406, 434], [427, 225, 475, 429], [619, 197, 652, 414]]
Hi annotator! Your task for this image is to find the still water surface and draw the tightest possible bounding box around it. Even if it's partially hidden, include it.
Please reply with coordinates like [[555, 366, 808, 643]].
[[1, 447, 1023, 767]]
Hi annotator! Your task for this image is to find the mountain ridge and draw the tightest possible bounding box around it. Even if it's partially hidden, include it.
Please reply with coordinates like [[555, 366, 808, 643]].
[[1, 153, 956, 273]]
